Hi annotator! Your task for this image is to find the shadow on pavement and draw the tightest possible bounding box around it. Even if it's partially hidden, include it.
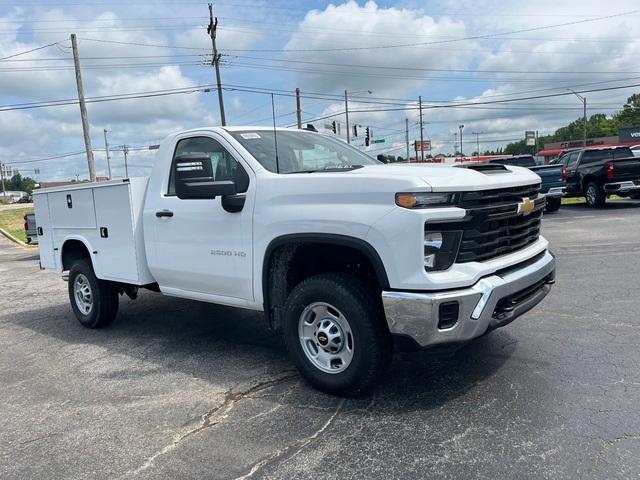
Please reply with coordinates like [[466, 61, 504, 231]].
[[6, 290, 514, 410]]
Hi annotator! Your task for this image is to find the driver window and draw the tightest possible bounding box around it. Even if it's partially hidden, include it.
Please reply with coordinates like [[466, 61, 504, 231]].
[[167, 136, 246, 196]]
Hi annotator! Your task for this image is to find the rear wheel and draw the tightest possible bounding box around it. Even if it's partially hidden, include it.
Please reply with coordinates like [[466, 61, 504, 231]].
[[545, 197, 562, 213], [283, 273, 392, 396], [630, 192, 640, 200], [585, 182, 606, 208], [68, 259, 119, 328]]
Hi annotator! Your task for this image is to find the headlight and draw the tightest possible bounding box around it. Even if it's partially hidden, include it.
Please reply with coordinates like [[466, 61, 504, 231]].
[[395, 192, 457, 208], [424, 230, 462, 271]]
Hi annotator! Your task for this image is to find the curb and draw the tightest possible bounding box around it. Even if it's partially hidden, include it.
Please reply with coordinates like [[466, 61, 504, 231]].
[[0, 227, 37, 249]]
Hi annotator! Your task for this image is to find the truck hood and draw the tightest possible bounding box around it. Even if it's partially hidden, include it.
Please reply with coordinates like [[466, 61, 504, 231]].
[[338, 164, 540, 192], [349, 163, 541, 192]]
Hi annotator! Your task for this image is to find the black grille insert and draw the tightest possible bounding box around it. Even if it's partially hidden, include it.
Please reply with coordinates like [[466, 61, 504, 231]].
[[426, 184, 543, 265]]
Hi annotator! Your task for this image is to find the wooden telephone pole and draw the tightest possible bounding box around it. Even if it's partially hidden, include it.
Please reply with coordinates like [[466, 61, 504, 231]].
[[71, 34, 96, 181], [208, 3, 226, 126]]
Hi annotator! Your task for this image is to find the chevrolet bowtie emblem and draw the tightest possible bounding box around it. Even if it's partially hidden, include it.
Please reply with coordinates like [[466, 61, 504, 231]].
[[517, 197, 535, 216]]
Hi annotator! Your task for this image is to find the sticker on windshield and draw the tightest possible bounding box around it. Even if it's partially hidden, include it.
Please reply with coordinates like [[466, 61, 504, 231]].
[[240, 133, 261, 139]]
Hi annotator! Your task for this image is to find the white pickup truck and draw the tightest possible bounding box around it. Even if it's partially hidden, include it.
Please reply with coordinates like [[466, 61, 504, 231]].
[[33, 126, 555, 395]]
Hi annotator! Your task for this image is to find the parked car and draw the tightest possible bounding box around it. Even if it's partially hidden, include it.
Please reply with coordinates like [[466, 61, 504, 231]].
[[23, 212, 37, 245], [485, 155, 566, 212], [33, 126, 555, 396], [631, 144, 640, 157], [15, 195, 33, 204], [556, 146, 640, 207]]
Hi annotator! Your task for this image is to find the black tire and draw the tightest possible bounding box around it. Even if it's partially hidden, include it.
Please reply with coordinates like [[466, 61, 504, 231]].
[[585, 182, 606, 208], [283, 273, 392, 396], [68, 259, 119, 328], [630, 192, 640, 200], [545, 196, 562, 213]]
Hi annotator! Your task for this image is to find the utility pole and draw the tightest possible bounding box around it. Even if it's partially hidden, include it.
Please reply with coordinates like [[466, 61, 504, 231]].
[[459, 124, 464, 159], [344, 90, 350, 144], [0, 163, 6, 199], [419, 96, 425, 162], [103, 129, 112, 179], [582, 97, 587, 147], [472, 131, 482, 159], [208, 3, 226, 126], [295, 87, 302, 129], [70, 33, 96, 182], [405, 118, 410, 162], [121, 145, 129, 178], [453, 132, 458, 157]]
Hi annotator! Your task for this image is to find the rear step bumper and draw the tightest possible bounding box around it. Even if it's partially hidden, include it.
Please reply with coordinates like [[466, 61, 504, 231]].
[[382, 250, 555, 349], [603, 181, 640, 194]]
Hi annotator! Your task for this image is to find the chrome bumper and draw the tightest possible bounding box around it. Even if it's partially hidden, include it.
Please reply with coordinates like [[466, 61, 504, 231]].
[[545, 186, 565, 198], [603, 181, 640, 193], [382, 251, 556, 348]]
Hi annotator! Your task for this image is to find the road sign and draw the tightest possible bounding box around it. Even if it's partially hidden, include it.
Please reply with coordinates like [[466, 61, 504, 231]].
[[371, 139, 385, 144], [525, 131, 536, 146], [414, 140, 431, 151]]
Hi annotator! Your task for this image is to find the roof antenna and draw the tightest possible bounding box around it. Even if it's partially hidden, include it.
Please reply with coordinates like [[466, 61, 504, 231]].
[[271, 93, 280, 173]]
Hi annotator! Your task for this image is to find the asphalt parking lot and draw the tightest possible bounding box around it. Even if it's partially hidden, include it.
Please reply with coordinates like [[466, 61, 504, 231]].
[[1, 201, 639, 480]]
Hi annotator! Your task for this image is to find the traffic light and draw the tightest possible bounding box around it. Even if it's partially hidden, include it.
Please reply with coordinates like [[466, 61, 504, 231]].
[[365, 127, 371, 147], [331, 121, 337, 134], [353, 125, 358, 137]]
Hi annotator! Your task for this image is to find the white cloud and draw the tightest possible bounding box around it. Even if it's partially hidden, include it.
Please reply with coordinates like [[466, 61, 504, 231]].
[[283, 1, 478, 95]]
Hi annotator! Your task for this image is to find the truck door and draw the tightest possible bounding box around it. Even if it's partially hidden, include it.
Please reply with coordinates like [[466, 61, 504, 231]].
[[563, 152, 581, 194], [150, 134, 254, 301]]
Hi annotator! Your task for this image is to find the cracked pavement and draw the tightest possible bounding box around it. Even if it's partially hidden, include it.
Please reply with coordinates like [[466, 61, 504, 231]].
[[1, 201, 640, 479]]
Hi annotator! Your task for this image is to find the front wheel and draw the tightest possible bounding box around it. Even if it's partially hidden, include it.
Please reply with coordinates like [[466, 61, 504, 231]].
[[629, 192, 640, 200], [585, 182, 606, 208], [283, 273, 392, 396], [68, 259, 119, 328], [545, 196, 562, 213]]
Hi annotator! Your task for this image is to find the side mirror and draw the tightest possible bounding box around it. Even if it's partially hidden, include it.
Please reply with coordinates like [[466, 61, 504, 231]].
[[174, 154, 237, 199]]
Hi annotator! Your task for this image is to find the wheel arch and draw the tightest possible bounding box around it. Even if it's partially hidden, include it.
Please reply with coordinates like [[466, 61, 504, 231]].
[[60, 236, 95, 271], [262, 233, 390, 331]]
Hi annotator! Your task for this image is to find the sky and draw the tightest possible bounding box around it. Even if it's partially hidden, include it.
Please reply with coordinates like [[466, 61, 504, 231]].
[[1, 0, 640, 181]]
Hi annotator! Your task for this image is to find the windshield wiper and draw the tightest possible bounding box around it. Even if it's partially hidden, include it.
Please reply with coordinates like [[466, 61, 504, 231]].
[[284, 165, 364, 174]]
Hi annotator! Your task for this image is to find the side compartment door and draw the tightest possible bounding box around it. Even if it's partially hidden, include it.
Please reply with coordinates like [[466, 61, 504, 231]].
[[150, 135, 254, 301], [33, 194, 56, 270]]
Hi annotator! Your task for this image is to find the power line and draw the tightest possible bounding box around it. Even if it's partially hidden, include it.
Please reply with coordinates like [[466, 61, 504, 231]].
[[2, 151, 87, 164], [78, 36, 208, 51], [0, 40, 66, 61]]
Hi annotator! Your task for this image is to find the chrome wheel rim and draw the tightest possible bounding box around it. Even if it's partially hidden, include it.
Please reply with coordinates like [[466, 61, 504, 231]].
[[298, 302, 354, 374], [73, 273, 93, 315], [587, 186, 596, 205]]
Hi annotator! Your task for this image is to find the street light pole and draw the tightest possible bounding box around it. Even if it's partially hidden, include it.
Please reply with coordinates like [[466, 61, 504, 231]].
[[103, 129, 112, 179], [459, 124, 464, 159], [568, 89, 587, 147], [344, 90, 350, 144]]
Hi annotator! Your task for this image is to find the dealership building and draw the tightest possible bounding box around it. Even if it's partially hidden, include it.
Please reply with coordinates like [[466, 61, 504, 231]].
[[538, 125, 640, 162]]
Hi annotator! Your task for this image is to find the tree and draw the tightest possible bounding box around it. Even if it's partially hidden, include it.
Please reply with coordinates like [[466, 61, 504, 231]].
[[615, 93, 640, 128], [5, 174, 36, 194]]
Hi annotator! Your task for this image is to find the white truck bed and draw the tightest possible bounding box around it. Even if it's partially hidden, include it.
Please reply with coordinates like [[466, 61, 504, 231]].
[[33, 178, 155, 285]]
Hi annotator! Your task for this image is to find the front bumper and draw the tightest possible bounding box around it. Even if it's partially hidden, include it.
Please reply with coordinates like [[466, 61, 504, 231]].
[[603, 181, 640, 194], [382, 250, 556, 348]]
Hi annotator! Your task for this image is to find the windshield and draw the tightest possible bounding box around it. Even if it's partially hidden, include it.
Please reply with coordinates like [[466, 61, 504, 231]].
[[229, 130, 381, 173]]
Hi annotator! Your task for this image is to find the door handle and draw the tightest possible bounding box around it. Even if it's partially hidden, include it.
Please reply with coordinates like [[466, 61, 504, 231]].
[[155, 210, 174, 218]]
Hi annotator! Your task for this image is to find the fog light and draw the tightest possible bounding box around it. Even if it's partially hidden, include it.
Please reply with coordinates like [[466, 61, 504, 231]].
[[424, 230, 462, 271]]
